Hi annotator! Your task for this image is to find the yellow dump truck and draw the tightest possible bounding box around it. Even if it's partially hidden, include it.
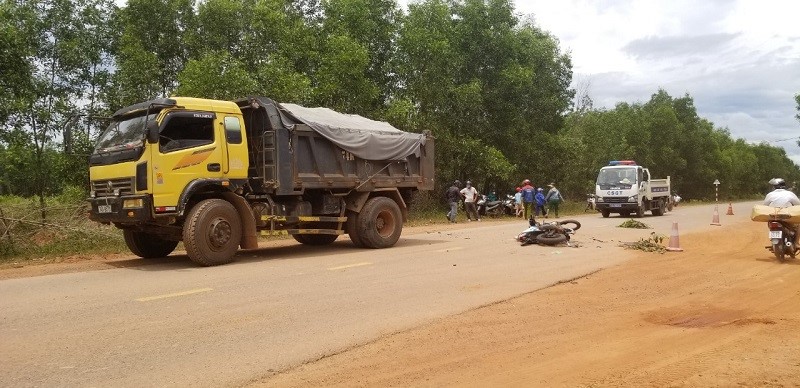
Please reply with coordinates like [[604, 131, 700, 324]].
[[88, 97, 434, 266]]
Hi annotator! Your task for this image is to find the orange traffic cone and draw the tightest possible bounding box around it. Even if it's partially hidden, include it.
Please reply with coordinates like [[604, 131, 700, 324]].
[[726, 202, 734, 215], [666, 221, 683, 252], [711, 205, 722, 226]]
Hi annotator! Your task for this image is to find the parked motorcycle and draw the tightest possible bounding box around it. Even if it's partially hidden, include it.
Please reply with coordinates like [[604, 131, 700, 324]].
[[517, 217, 581, 246], [766, 219, 797, 261], [477, 194, 515, 216]]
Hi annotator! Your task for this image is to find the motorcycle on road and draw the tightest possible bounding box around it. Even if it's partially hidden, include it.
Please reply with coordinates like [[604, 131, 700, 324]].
[[766, 219, 797, 261], [517, 217, 581, 246], [751, 204, 799, 262]]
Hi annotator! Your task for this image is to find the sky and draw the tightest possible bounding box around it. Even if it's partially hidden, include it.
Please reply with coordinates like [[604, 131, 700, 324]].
[[510, 0, 800, 164]]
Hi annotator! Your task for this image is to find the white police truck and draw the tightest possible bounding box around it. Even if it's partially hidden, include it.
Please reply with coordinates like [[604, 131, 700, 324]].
[[594, 160, 672, 218]]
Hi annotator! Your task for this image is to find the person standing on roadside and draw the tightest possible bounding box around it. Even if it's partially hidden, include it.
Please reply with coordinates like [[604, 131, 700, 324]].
[[445, 180, 462, 223], [460, 180, 481, 222], [514, 187, 523, 217], [521, 179, 535, 220], [545, 182, 563, 218], [535, 187, 547, 217]]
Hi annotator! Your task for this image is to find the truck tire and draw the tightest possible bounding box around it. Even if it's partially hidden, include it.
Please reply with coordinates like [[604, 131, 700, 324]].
[[357, 197, 402, 249], [601, 209, 610, 218], [652, 200, 664, 216], [292, 233, 339, 245], [346, 210, 366, 247], [123, 230, 178, 258], [635, 205, 644, 218], [183, 199, 242, 266]]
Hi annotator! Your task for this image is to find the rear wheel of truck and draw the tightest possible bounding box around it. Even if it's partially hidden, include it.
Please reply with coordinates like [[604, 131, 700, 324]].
[[346, 210, 366, 247], [123, 230, 178, 258], [183, 199, 242, 266], [358, 197, 402, 249], [652, 200, 664, 216], [601, 209, 610, 218]]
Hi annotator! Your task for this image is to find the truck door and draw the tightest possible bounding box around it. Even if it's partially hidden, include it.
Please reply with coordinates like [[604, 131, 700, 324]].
[[150, 111, 223, 209]]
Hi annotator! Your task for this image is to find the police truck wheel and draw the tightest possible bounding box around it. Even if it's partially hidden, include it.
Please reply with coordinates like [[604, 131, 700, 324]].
[[601, 209, 610, 218], [635, 205, 644, 218], [652, 201, 664, 216], [357, 197, 402, 249], [183, 199, 242, 266], [123, 230, 178, 258]]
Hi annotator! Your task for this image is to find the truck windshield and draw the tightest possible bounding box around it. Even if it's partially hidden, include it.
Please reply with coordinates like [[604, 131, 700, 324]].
[[93, 113, 155, 154], [597, 167, 637, 189]]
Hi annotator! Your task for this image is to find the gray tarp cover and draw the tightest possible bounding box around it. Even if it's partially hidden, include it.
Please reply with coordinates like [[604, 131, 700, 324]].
[[279, 103, 425, 161]]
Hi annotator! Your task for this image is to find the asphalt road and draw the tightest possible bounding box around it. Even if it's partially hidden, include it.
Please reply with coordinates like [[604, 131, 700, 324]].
[[0, 202, 754, 387]]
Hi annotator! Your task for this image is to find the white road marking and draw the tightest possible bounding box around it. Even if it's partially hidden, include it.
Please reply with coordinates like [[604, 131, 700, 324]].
[[136, 288, 213, 302], [328, 262, 373, 271], [433, 246, 465, 253]]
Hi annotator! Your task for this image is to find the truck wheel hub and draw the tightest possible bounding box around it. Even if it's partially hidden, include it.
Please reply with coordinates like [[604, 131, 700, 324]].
[[208, 218, 232, 248]]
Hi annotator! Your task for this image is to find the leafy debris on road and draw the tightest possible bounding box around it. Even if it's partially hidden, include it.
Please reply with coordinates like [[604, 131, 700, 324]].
[[618, 219, 651, 229], [620, 232, 666, 253]]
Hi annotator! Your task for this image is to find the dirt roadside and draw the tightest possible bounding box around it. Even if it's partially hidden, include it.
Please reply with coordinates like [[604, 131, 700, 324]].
[[253, 220, 800, 387], [0, 220, 498, 280]]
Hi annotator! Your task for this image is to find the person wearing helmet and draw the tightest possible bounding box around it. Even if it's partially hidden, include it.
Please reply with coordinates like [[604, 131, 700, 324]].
[[764, 178, 800, 208], [459, 180, 481, 221], [445, 180, 462, 223]]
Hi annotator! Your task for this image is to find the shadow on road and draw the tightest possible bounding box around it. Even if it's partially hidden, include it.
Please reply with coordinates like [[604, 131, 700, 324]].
[[109, 237, 449, 271]]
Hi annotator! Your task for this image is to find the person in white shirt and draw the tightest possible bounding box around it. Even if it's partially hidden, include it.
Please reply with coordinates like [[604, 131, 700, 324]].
[[763, 178, 800, 208], [459, 180, 481, 221]]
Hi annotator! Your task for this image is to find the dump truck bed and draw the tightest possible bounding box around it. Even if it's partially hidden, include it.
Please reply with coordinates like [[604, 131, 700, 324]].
[[237, 97, 434, 196]]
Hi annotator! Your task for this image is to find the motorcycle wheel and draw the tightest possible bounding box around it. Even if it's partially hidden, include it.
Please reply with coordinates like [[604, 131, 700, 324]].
[[536, 233, 568, 246], [773, 242, 785, 262], [558, 219, 581, 231]]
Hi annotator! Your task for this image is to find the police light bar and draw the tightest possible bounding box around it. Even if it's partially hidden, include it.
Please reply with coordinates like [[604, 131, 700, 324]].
[[608, 160, 637, 166]]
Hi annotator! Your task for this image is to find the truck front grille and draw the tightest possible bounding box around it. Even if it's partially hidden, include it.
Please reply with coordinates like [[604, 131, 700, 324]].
[[92, 177, 135, 196], [604, 197, 629, 203]]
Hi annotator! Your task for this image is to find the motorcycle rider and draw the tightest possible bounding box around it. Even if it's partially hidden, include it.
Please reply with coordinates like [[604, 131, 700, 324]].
[[764, 178, 800, 208], [764, 178, 800, 248]]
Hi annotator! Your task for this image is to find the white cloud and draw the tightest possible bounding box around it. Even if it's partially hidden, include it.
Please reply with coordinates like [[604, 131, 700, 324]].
[[516, 0, 800, 164]]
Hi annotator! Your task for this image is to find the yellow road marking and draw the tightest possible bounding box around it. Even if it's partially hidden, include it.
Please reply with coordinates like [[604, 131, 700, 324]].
[[136, 288, 213, 302], [434, 246, 464, 253], [328, 262, 373, 271]]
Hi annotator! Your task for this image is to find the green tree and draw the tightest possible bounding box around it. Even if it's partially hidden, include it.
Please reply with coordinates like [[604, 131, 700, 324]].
[[175, 50, 258, 100], [110, 0, 197, 107]]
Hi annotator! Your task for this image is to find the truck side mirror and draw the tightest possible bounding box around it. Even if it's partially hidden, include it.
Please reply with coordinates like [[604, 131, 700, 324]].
[[146, 120, 159, 144]]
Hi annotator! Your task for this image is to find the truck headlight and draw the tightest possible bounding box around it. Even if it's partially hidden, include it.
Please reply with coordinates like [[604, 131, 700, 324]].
[[628, 195, 637, 203], [123, 199, 144, 209], [597, 197, 604, 202]]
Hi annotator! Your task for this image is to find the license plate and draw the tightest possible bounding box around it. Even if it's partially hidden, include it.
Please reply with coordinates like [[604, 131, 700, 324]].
[[610, 204, 622, 208], [769, 230, 782, 239], [97, 205, 112, 214]]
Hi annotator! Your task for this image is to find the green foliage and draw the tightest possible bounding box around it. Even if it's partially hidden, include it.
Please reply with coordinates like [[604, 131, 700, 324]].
[[175, 50, 258, 100], [622, 232, 667, 253], [618, 219, 650, 229]]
